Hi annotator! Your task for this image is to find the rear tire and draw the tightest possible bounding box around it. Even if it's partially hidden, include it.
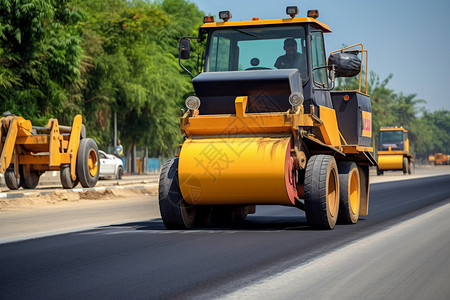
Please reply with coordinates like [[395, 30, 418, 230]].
[[304, 155, 339, 229], [76, 138, 99, 188], [195, 206, 213, 227], [402, 157, 408, 174], [376, 168, 383, 176], [233, 205, 250, 221], [211, 205, 249, 224], [159, 158, 197, 229], [5, 168, 20, 190], [20, 169, 40, 189], [337, 161, 360, 224], [60, 166, 79, 189]]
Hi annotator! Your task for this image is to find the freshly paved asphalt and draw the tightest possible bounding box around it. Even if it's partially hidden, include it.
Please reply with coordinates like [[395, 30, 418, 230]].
[[0, 175, 449, 299]]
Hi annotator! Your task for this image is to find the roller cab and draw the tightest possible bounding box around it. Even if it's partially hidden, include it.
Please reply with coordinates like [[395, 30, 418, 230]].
[[376, 127, 414, 175], [159, 6, 376, 230]]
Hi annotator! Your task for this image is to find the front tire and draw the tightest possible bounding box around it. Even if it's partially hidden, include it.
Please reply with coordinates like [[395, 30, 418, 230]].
[[159, 158, 197, 229], [337, 161, 360, 224], [304, 155, 339, 229]]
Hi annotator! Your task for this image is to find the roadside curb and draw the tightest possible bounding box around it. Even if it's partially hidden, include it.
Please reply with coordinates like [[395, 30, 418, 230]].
[[0, 183, 158, 200]]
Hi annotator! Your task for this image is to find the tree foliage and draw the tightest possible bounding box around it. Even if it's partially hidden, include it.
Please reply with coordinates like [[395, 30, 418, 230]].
[[0, 0, 85, 124], [1, 0, 204, 157], [68, 0, 204, 155]]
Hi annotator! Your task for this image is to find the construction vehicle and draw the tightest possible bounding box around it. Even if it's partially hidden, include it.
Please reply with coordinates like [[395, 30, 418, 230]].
[[159, 6, 376, 230], [433, 153, 450, 165], [0, 113, 99, 190], [376, 126, 414, 175], [428, 154, 435, 164]]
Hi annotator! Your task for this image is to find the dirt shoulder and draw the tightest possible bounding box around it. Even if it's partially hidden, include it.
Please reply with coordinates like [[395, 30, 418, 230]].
[[0, 184, 157, 211]]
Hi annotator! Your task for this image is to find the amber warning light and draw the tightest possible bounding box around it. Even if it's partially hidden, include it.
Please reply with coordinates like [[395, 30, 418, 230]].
[[307, 10, 319, 19], [203, 16, 214, 23]]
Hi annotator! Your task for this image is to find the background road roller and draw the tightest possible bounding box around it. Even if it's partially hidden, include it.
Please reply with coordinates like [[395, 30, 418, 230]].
[[432, 153, 450, 165], [159, 6, 376, 229], [376, 126, 414, 175], [0, 113, 100, 190]]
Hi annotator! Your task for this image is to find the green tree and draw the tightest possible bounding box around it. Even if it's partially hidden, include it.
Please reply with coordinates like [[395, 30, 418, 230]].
[[0, 0, 85, 124], [74, 0, 204, 157], [389, 92, 426, 153], [415, 110, 450, 158]]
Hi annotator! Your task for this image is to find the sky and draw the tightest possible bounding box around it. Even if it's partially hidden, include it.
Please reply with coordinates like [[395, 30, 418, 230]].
[[190, 0, 450, 111]]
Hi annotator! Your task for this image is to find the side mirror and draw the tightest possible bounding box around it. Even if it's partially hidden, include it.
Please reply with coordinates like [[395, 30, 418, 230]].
[[328, 52, 361, 77], [179, 38, 191, 60]]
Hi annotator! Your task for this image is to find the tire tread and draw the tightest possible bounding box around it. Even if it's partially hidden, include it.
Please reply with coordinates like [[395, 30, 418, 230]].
[[304, 155, 338, 229]]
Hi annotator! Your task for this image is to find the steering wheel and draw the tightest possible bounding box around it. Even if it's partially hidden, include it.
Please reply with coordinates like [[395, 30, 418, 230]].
[[245, 67, 272, 70]]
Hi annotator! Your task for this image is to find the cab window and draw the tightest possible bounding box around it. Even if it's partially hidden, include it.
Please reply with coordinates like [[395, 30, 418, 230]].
[[209, 35, 231, 72], [205, 26, 308, 82], [311, 31, 328, 88]]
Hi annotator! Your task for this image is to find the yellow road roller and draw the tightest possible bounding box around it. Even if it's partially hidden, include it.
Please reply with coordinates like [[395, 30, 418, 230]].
[[377, 127, 414, 175], [159, 6, 376, 229], [0, 113, 99, 190], [433, 153, 450, 165]]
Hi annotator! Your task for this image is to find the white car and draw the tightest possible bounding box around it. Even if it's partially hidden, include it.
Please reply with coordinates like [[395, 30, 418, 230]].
[[99, 150, 124, 179]]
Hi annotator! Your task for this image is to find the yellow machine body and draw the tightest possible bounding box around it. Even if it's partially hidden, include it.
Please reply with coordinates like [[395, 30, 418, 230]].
[[433, 153, 450, 165], [377, 154, 403, 170], [377, 127, 413, 171], [0, 114, 84, 182], [179, 136, 295, 206], [159, 8, 377, 230], [178, 96, 373, 214]]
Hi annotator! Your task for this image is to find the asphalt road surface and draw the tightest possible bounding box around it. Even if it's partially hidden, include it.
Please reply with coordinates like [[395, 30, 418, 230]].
[[1, 175, 450, 300]]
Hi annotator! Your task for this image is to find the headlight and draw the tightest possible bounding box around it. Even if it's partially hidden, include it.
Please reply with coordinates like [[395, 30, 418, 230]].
[[286, 6, 299, 18], [185, 96, 201, 111], [219, 11, 232, 22], [289, 92, 304, 108]]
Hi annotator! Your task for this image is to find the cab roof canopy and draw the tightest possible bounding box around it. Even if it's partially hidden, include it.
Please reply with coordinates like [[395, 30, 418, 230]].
[[380, 126, 408, 132], [200, 17, 331, 33]]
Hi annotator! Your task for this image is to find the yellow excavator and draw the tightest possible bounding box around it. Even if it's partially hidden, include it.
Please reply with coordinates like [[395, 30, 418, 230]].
[[0, 113, 99, 190], [159, 6, 376, 229]]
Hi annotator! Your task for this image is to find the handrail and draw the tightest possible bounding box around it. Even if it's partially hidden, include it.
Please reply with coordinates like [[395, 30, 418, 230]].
[[328, 43, 368, 95]]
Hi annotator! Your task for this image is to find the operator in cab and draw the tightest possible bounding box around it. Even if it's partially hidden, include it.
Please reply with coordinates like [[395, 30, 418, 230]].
[[274, 38, 306, 78]]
